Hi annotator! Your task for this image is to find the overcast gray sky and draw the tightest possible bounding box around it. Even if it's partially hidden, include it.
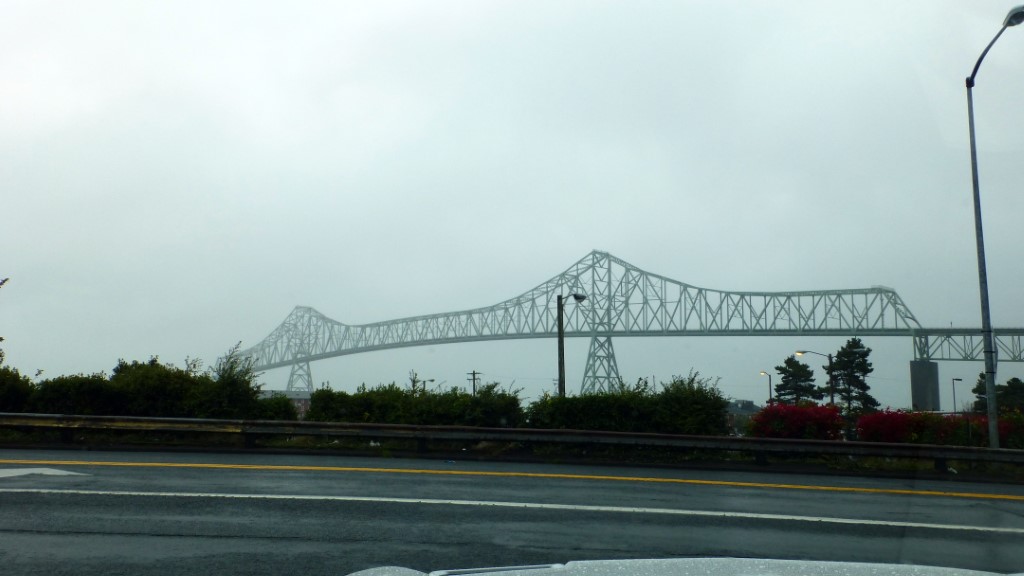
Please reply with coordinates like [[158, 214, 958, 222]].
[[3, 0, 1023, 410]]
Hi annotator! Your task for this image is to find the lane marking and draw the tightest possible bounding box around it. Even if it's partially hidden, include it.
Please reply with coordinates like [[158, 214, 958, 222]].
[[0, 468, 86, 479], [1, 458, 1022, 502], [2, 487, 1023, 535]]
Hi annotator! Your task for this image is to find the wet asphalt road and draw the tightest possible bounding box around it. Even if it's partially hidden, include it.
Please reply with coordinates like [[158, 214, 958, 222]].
[[1, 448, 1023, 576]]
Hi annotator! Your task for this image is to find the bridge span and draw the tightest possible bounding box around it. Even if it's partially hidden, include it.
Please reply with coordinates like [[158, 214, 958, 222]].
[[240, 250, 1024, 398]]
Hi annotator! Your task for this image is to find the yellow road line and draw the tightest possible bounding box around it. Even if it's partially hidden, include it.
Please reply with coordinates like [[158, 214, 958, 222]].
[[1, 458, 1022, 502]]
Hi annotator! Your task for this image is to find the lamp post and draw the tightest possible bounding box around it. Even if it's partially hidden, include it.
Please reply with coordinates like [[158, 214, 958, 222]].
[[557, 293, 588, 398], [795, 350, 835, 405], [965, 4, 1024, 448], [951, 377, 963, 414], [759, 371, 773, 404]]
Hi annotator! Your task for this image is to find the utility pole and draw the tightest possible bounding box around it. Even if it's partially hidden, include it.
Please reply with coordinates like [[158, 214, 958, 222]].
[[962, 5, 1024, 446], [467, 370, 481, 395], [557, 293, 588, 398]]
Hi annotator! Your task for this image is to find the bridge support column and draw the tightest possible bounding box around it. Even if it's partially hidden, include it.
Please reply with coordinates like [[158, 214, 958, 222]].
[[909, 360, 939, 411], [287, 361, 313, 392], [580, 336, 621, 394]]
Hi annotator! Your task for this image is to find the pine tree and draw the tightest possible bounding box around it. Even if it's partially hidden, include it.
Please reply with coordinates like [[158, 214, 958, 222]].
[[973, 373, 1024, 413], [773, 356, 821, 405], [827, 337, 878, 417], [972, 372, 986, 413]]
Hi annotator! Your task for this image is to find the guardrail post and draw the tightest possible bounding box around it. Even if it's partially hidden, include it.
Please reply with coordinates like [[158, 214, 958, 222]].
[[754, 451, 768, 466], [934, 457, 948, 473]]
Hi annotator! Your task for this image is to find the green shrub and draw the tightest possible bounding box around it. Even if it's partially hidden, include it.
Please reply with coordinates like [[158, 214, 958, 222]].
[[26, 348, 264, 420], [109, 358, 195, 417], [348, 383, 409, 423], [30, 373, 119, 415], [526, 373, 727, 435], [188, 346, 262, 419], [654, 373, 729, 435], [305, 382, 524, 427], [526, 381, 656, 432], [464, 382, 524, 427], [306, 388, 352, 422], [185, 373, 258, 419], [256, 393, 299, 421], [0, 366, 34, 412]]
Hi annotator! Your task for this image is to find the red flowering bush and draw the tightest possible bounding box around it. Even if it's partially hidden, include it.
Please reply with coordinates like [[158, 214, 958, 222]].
[[855, 409, 912, 443], [856, 409, 1024, 448], [996, 410, 1024, 449], [747, 403, 843, 440]]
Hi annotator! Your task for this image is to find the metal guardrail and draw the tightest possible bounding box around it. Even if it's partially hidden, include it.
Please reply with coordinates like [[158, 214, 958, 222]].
[[1, 412, 1022, 467]]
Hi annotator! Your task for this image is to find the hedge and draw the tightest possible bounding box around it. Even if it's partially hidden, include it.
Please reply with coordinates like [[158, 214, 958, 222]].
[[746, 403, 843, 440], [856, 409, 1024, 449], [526, 373, 729, 436], [0, 355, 292, 421], [305, 382, 524, 428], [307, 373, 728, 435]]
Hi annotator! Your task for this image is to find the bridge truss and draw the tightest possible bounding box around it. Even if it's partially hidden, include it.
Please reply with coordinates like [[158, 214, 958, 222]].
[[912, 329, 1024, 363], [243, 250, 945, 393]]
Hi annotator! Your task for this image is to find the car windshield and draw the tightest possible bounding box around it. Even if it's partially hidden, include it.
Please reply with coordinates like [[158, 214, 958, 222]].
[[1, 1, 1023, 575]]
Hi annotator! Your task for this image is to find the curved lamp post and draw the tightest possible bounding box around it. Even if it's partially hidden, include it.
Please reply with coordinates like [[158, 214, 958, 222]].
[[759, 371, 773, 403], [557, 293, 588, 397], [965, 4, 1024, 448], [795, 350, 835, 405]]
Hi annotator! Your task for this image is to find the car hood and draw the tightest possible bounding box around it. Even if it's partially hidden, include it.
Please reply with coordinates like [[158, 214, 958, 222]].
[[348, 558, 1022, 576]]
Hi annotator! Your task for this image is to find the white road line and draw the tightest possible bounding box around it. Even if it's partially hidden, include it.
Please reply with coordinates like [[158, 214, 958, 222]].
[[0, 468, 87, 478], [1, 488, 1022, 535]]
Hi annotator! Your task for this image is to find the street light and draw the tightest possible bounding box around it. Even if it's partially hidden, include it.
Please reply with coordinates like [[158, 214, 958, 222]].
[[795, 350, 835, 405], [951, 377, 963, 414], [965, 4, 1023, 448], [759, 371, 773, 403], [557, 292, 587, 398]]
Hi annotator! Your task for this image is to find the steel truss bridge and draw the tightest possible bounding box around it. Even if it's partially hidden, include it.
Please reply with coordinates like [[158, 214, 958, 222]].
[[241, 250, 1024, 393]]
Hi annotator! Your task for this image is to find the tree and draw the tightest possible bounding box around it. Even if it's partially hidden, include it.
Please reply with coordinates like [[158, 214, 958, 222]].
[[257, 393, 300, 421], [187, 343, 262, 419], [0, 365, 33, 412], [0, 279, 28, 413], [1005, 378, 1024, 412], [653, 371, 729, 435], [972, 372, 988, 413], [109, 357, 195, 417], [773, 356, 821, 405], [973, 373, 1024, 413], [30, 373, 117, 415], [827, 337, 878, 417]]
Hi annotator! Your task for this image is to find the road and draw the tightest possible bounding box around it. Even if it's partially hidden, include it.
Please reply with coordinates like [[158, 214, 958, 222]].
[[1, 449, 1023, 576]]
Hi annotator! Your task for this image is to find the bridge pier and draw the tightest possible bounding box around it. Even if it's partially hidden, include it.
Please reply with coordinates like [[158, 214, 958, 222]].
[[287, 361, 313, 392], [580, 336, 622, 394], [909, 360, 939, 411]]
